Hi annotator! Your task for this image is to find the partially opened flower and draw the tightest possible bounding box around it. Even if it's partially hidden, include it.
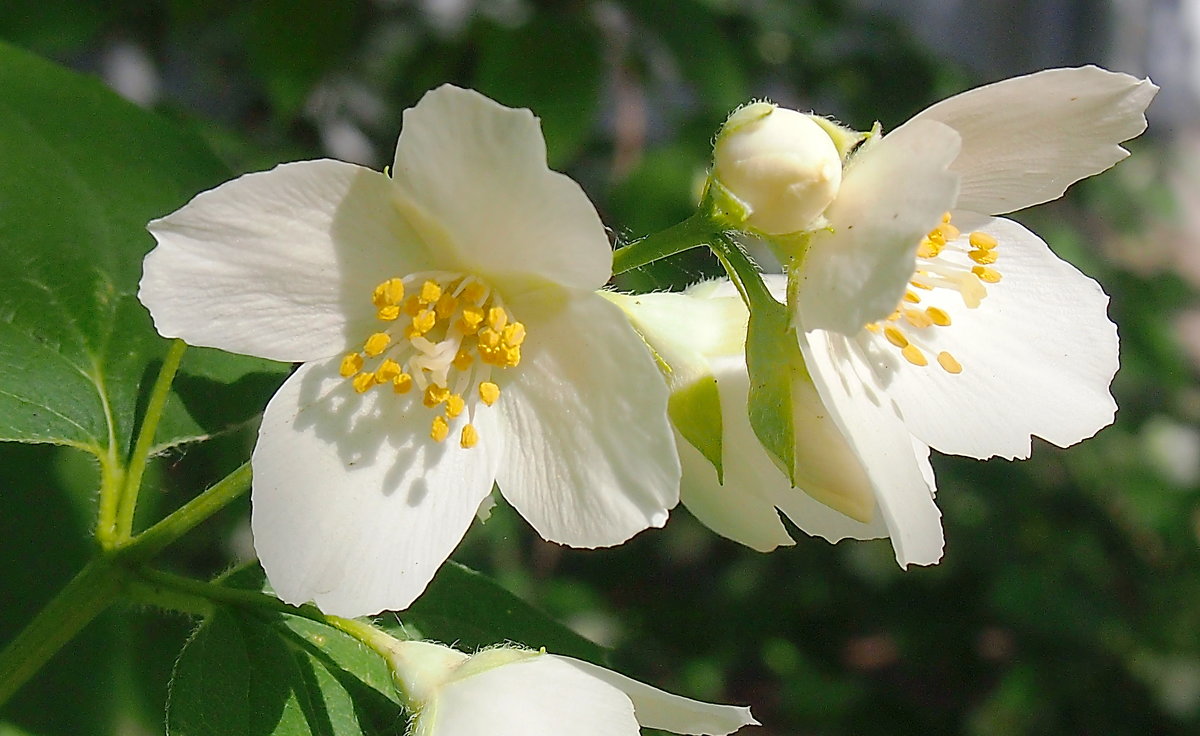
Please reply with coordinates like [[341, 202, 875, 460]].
[[139, 85, 681, 616], [608, 282, 893, 553], [698, 67, 1156, 565], [385, 640, 758, 736]]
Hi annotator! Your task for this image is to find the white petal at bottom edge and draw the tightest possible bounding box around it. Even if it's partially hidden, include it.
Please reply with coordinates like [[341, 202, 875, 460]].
[[251, 358, 501, 617], [556, 656, 758, 735], [496, 289, 681, 548], [877, 214, 1118, 460], [427, 655, 640, 736], [798, 328, 944, 567]]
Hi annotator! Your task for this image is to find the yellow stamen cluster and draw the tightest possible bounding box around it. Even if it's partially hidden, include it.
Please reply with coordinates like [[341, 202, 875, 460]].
[[340, 273, 525, 449], [866, 213, 1005, 374]]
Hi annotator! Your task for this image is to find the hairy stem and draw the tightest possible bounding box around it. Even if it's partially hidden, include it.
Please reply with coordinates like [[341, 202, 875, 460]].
[[0, 560, 124, 706], [611, 212, 722, 275]]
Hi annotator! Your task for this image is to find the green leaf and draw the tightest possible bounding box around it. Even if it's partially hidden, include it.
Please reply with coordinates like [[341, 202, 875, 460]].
[[707, 234, 797, 482], [168, 608, 401, 736], [472, 13, 603, 168], [402, 562, 608, 664], [0, 42, 287, 460]]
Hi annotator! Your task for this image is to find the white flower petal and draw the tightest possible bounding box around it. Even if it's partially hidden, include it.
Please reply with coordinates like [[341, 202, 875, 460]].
[[429, 655, 639, 736], [679, 428, 796, 553], [875, 214, 1118, 460], [390, 85, 611, 292], [555, 656, 758, 736], [142, 160, 423, 362], [907, 66, 1157, 215], [251, 358, 501, 617], [495, 289, 680, 547], [797, 119, 961, 335], [798, 328, 944, 566]]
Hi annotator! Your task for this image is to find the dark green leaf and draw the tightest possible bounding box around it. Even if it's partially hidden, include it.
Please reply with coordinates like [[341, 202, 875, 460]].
[[168, 608, 402, 736], [0, 42, 287, 459]]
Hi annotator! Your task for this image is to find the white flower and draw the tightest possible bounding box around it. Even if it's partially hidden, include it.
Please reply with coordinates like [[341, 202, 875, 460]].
[[608, 282, 889, 553], [385, 640, 758, 736], [790, 67, 1156, 564], [640, 67, 1156, 564], [139, 85, 681, 616]]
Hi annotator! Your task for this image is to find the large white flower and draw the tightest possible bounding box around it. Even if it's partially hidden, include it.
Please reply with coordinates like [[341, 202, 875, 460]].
[[139, 85, 681, 616], [666, 67, 1156, 565], [385, 640, 758, 736]]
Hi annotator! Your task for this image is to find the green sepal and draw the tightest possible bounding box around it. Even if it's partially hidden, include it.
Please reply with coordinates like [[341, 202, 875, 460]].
[[707, 234, 798, 483], [669, 376, 724, 483]]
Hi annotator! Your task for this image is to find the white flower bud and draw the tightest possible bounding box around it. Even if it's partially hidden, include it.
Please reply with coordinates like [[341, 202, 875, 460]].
[[712, 102, 844, 235]]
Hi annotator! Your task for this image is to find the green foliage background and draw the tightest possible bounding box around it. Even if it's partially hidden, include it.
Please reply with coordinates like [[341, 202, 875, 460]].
[[2, 1, 1198, 734]]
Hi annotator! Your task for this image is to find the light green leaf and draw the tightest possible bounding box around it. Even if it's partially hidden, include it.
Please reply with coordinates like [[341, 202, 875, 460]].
[[168, 608, 401, 736], [0, 42, 287, 460]]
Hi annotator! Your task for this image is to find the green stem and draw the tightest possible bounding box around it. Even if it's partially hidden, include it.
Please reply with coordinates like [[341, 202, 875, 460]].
[[94, 454, 126, 548], [118, 462, 252, 562], [116, 339, 187, 540], [0, 560, 124, 706], [706, 232, 778, 311], [611, 212, 723, 275]]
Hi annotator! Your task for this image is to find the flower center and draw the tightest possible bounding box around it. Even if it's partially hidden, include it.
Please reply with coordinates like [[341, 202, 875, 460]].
[[864, 212, 1003, 374], [338, 272, 525, 448]]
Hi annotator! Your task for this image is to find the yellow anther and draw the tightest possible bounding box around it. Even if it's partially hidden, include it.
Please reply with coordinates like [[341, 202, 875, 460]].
[[916, 240, 942, 259], [352, 373, 376, 394], [865, 323, 881, 334], [926, 229, 946, 246], [460, 423, 479, 449], [435, 293, 458, 320], [937, 351, 963, 374], [972, 265, 1002, 283], [375, 359, 401, 383], [424, 384, 449, 408], [445, 394, 466, 418], [960, 274, 986, 308], [459, 305, 485, 332], [910, 280, 934, 290], [969, 249, 998, 265], [430, 415, 450, 443], [487, 307, 508, 332], [404, 296, 423, 317], [339, 353, 363, 377], [478, 328, 501, 349], [941, 211, 953, 223], [377, 305, 401, 321], [902, 344, 928, 366], [461, 281, 488, 304], [969, 231, 998, 250], [903, 309, 933, 329], [452, 349, 474, 371], [502, 344, 521, 367], [363, 332, 391, 357], [420, 280, 442, 304], [884, 326, 909, 348], [479, 381, 500, 407], [926, 307, 952, 327], [938, 223, 960, 241], [393, 372, 413, 394], [887, 309, 901, 322], [903, 290, 921, 304], [409, 309, 436, 337], [502, 322, 526, 347], [372, 278, 405, 308]]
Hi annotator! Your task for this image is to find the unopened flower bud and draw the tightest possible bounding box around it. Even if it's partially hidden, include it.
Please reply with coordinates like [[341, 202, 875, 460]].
[[711, 102, 845, 235]]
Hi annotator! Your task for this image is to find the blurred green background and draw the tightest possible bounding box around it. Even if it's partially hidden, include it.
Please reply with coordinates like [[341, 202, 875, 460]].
[[2, 0, 1198, 734]]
